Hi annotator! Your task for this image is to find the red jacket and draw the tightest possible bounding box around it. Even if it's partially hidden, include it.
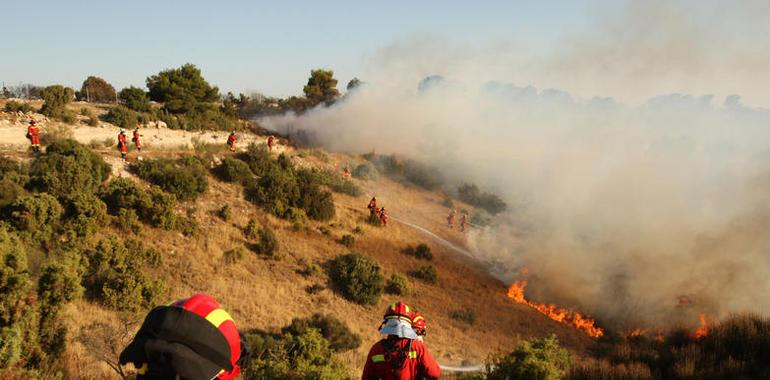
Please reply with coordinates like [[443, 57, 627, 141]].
[[362, 337, 440, 380], [118, 133, 127, 152], [227, 134, 237, 145], [27, 125, 40, 145]]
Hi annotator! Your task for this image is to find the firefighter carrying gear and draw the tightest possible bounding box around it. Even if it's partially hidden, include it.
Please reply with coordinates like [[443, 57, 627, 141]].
[[118, 130, 128, 160], [447, 210, 456, 228], [26, 120, 40, 153], [267, 135, 275, 152], [119, 293, 247, 380], [133, 128, 142, 151], [379, 207, 389, 226], [227, 132, 237, 151], [460, 213, 468, 232]]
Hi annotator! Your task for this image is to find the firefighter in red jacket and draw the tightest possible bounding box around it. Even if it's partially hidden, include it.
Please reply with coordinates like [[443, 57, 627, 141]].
[[447, 210, 456, 228], [362, 302, 441, 380], [26, 120, 40, 154], [120, 293, 247, 380], [379, 207, 389, 227], [132, 127, 142, 152], [267, 135, 275, 152], [368, 197, 378, 216], [117, 129, 128, 160], [460, 213, 468, 232], [227, 131, 237, 151]]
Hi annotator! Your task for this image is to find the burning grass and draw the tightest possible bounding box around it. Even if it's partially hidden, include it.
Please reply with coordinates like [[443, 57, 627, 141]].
[[506, 269, 604, 338]]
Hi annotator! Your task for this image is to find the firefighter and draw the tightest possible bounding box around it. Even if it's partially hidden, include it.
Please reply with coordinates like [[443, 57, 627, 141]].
[[132, 127, 142, 152], [379, 207, 389, 227], [117, 129, 128, 160], [362, 302, 440, 380], [343, 166, 352, 179], [368, 197, 377, 216], [447, 210, 456, 228], [227, 131, 237, 152], [411, 313, 427, 341], [26, 119, 40, 154], [120, 293, 248, 380], [267, 135, 275, 152], [460, 212, 469, 232]]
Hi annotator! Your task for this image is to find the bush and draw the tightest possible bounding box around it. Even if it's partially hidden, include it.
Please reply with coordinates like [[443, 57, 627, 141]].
[[450, 308, 477, 325], [310, 169, 363, 196], [238, 143, 273, 176], [3, 100, 34, 113], [100, 179, 178, 230], [115, 208, 141, 234], [118, 86, 150, 112], [410, 265, 438, 284], [0, 226, 31, 327], [84, 236, 164, 313], [284, 313, 361, 352], [242, 328, 349, 379], [337, 234, 355, 248], [243, 219, 259, 240], [6, 193, 62, 240], [80, 76, 116, 103], [0, 156, 28, 186], [62, 192, 107, 239], [103, 105, 138, 129], [352, 162, 378, 180], [132, 157, 208, 201], [484, 335, 571, 380], [0, 179, 24, 208], [147, 63, 219, 114], [29, 139, 111, 199], [386, 273, 411, 296], [214, 158, 253, 183], [37, 263, 82, 312], [39, 85, 75, 121], [458, 183, 508, 215], [404, 159, 444, 190], [329, 253, 384, 305], [298, 261, 322, 277], [217, 205, 232, 221], [222, 246, 246, 265], [404, 243, 434, 260], [254, 226, 279, 258], [568, 359, 653, 380]]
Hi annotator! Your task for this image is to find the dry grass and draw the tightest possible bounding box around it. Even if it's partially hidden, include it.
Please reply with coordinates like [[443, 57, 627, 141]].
[[53, 144, 593, 378]]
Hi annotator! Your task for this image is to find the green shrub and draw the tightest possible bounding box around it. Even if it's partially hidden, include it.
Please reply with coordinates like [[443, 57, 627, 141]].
[[404, 243, 433, 260], [175, 215, 199, 237], [238, 143, 273, 176], [3, 100, 34, 113], [103, 105, 138, 129], [100, 179, 178, 230], [222, 246, 246, 265], [100, 178, 146, 214], [37, 263, 82, 312], [337, 234, 355, 248], [298, 261, 322, 277], [0, 226, 31, 327], [352, 162, 378, 180], [484, 335, 570, 380], [217, 204, 232, 221], [39, 85, 76, 121], [310, 169, 363, 196], [118, 86, 150, 112], [404, 159, 444, 190], [6, 193, 62, 240], [283, 313, 361, 352], [296, 170, 335, 221], [132, 157, 208, 201], [80, 76, 116, 103], [0, 179, 24, 208], [0, 156, 29, 186], [410, 265, 438, 284], [115, 208, 141, 234], [29, 139, 111, 199], [38, 124, 75, 145], [329, 253, 384, 305], [243, 219, 259, 240], [242, 328, 349, 379], [84, 236, 164, 313], [458, 183, 508, 215], [215, 158, 253, 183], [386, 273, 411, 295], [62, 192, 107, 239], [254, 226, 279, 258], [449, 308, 477, 325], [442, 197, 454, 208]]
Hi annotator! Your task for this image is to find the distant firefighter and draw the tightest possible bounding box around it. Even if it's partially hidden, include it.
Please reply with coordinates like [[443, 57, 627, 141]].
[[26, 119, 40, 154], [379, 207, 389, 226], [368, 197, 378, 216], [342, 166, 352, 179], [447, 210, 456, 228], [460, 213, 469, 232], [132, 127, 142, 152], [117, 129, 128, 160], [267, 135, 275, 152], [227, 131, 237, 151]]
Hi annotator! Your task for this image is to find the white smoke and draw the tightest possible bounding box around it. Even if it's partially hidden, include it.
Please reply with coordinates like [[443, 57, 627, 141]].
[[260, 1, 770, 329]]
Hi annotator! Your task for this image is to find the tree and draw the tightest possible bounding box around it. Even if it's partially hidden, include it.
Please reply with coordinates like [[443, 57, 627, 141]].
[[303, 69, 339, 107], [346, 77, 362, 91], [146, 63, 219, 114], [118, 86, 150, 112], [484, 335, 570, 380], [80, 76, 116, 103], [39, 85, 75, 120]]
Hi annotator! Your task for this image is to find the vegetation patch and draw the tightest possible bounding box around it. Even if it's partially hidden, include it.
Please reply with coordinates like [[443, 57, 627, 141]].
[[132, 157, 208, 201], [329, 253, 384, 305]]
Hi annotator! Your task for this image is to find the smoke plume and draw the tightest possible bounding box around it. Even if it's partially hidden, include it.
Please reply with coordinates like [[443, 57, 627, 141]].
[[261, 1, 770, 330]]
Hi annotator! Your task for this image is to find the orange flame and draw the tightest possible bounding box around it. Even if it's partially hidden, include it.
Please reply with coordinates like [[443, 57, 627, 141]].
[[692, 314, 709, 339], [626, 328, 646, 338], [506, 271, 603, 338]]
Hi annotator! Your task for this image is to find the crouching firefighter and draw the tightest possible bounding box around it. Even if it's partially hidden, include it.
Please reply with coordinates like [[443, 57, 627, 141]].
[[119, 293, 249, 380], [362, 301, 441, 380]]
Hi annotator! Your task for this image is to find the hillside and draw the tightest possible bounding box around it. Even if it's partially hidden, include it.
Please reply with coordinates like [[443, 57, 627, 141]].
[[0, 101, 595, 378]]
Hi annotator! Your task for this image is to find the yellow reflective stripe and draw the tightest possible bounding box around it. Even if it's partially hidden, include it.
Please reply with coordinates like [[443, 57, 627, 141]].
[[137, 363, 148, 374], [408, 351, 417, 359], [372, 354, 386, 363], [205, 308, 233, 328]]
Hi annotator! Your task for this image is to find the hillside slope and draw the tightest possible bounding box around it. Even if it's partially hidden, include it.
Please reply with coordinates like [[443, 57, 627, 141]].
[[0, 105, 595, 378]]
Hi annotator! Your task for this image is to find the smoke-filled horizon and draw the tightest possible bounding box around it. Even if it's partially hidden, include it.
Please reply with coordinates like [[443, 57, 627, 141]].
[[259, 1, 770, 330]]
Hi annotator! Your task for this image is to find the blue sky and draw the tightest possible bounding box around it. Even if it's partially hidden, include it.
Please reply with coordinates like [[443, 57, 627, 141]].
[[1, 1, 595, 97]]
